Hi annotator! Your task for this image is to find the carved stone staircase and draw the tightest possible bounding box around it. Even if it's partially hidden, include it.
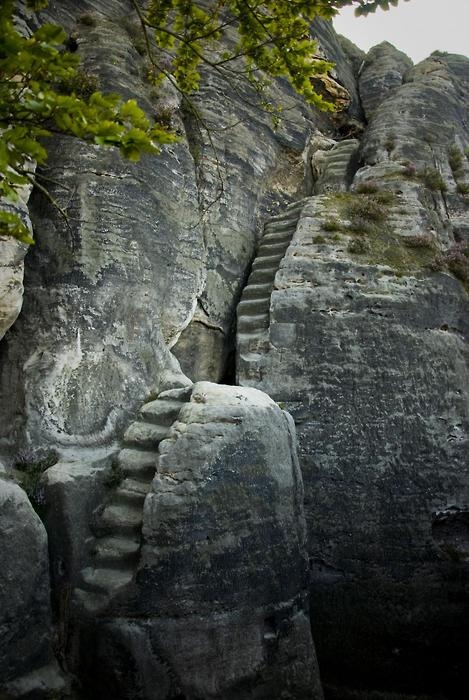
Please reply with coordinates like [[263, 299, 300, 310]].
[[315, 138, 360, 193], [74, 386, 192, 614], [237, 199, 307, 374]]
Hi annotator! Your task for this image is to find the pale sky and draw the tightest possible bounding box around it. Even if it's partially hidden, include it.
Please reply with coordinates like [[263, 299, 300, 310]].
[[333, 0, 469, 64]]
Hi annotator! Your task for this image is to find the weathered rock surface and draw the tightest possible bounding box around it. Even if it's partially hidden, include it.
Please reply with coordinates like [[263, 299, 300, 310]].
[[237, 49, 469, 696], [0, 179, 34, 343], [39, 448, 115, 624], [0, 237, 27, 344], [0, 0, 354, 454], [0, 475, 64, 698], [74, 382, 322, 699], [358, 42, 413, 120], [3, 1, 469, 696]]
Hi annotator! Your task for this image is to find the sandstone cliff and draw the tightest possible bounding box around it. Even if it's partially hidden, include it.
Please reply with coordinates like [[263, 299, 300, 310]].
[[1, 2, 469, 699]]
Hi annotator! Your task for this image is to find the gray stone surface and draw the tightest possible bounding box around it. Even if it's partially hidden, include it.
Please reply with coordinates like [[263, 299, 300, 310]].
[[0, 475, 64, 697], [74, 383, 322, 699], [0, 236, 27, 343], [39, 448, 115, 623], [0, 178, 34, 343], [0, 1, 344, 455], [237, 49, 469, 695], [358, 42, 413, 120], [4, 3, 469, 696]]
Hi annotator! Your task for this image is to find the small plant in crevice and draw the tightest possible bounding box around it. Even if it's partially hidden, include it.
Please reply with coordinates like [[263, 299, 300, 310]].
[[402, 160, 417, 178], [344, 192, 393, 224], [322, 217, 341, 232], [14, 447, 59, 505], [313, 234, 327, 244], [154, 105, 176, 130], [347, 238, 370, 254], [429, 242, 469, 288], [347, 216, 378, 236], [56, 69, 100, 100], [456, 182, 469, 195], [354, 180, 379, 195], [403, 234, 436, 250], [448, 144, 464, 177], [420, 166, 448, 193], [77, 13, 97, 27]]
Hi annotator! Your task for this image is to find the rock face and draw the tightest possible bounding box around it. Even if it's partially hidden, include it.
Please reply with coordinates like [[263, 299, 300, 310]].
[[0, 475, 64, 698], [237, 46, 469, 696], [73, 382, 322, 700], [358, 41, 413, 119], [0, 237, 27, 343], [0, 0, 348, 452], [2, 3, 469, 698], [0, 182, 33, 343]]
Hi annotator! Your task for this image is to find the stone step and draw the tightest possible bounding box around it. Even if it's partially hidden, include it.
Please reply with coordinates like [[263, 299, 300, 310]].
[[237, 331, 270, 353], [241, 283, 273, 300], [252, 253, 284, 270], [264, 218, 299, 234], [158, 386, 192, 401], [116, 448, 158, 478], [261, 231, 295, 245], [92, 535, 141, 565], [238, 313, 269, 332], [238, 298, 270, 316], [238, 350, 263, 362], [139, 398, 182, 426], [257, 241, 289, 256], [92, 502, 143, 536], [113, 478, 151, 506], [74, 587, 110, 615], [327, 147, 357, 162], [80, 566, 133, 595], [248, 268, 278, 284], [267, 200, 307, 222], [123, 421, 169, 449]]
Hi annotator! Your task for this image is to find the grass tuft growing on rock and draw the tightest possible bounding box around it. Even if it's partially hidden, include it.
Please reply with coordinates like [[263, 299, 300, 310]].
[[354, 181, 379, 195], [403, 234, 436, 250], [57, 69, 100, 99], [420, 167, 448, 193], [328, 191, 438, 277], [430, 242, 469, 290], [77, 13, 97, 27], [347, 238, 370, 254], [402, 161, 417, 178], [313, 234, 327, 244], [456, 182, 469, 195], [448, 145, 464, 176], [322, 217, 341, 232]]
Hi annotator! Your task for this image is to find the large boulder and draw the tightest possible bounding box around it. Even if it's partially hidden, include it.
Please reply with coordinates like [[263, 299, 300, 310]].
[[75, 383, 322, 700], [0, 475, 64, 698]]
